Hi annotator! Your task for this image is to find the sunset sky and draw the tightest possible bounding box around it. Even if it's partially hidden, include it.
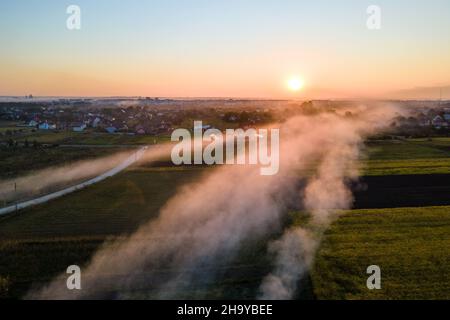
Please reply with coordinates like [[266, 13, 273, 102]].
[[1, 0, 450, 99]]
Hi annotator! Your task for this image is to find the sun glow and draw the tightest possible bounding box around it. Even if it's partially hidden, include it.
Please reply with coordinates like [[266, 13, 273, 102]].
[[287, 77, 304, 91]]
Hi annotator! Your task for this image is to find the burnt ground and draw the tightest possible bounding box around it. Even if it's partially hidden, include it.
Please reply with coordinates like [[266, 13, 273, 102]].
[[352, 174, 450, 209]]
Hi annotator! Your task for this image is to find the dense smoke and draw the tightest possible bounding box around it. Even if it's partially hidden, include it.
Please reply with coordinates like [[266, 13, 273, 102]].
[[258, 119, 362, 299], [259, 228, 317, 299], [258, 104, 404, 299], [30, 104, 398, 300]]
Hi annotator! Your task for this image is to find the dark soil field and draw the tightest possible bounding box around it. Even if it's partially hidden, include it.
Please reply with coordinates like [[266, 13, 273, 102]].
[[354, 174, 450, 209]]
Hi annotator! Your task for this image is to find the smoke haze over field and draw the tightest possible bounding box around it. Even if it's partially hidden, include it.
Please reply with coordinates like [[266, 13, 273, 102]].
[[0, 145, 173, 204], [0, 150, 130, 203], [30, 104, 400, 300]]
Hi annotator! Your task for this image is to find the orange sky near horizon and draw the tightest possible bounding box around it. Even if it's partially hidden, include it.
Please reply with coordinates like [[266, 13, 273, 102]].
[[1, 1, 450, 100]]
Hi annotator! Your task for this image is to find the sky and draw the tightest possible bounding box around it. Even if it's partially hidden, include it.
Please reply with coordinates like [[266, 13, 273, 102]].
[[1, 0, 450, 99]]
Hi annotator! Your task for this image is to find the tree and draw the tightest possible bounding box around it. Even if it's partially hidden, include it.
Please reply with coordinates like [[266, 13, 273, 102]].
[[0, 276, 10, 298], [300, 101, 317, 115]]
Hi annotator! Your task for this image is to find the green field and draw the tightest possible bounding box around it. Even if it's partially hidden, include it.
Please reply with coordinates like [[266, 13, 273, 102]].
[[0, 167, 207, 239], [0, 147, 117, 179], [0, 165, 208, 298], [311, 206, 450, 299], [362, 138, 450, 175], [0, 122, 29, 134], [0, 137, 450, 299], [0, 119, 170, 146], [11, 131, 170, 145]]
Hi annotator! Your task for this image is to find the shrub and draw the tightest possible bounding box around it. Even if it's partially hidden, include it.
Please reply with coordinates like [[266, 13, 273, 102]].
[[0, 276, 10, 298]]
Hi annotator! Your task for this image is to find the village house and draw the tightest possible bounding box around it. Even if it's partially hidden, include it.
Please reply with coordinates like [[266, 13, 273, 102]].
[[105, 126, 117, 134], [72, 123, 87, 132], [135, 125, 146, 135], [38, 122, 56, 130], [431, 115, 448, 129], [92, 117, 101, 128], [28, 120, 38, 127], [443, 113, 450, 122]]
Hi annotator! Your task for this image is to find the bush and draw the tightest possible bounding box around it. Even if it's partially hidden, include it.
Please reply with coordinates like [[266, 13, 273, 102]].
[[0, 276, 10, 298]]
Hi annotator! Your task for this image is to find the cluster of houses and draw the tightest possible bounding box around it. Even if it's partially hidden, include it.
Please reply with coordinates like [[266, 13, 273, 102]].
[[0, 100, 277, 137], [20, 118, 88, 132], [1, 104, 181, 135], [2, 100, 449, 140], [413, 107, 450, 129]]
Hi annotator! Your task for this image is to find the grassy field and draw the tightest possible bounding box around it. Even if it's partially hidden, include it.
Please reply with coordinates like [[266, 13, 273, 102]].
[[0, 119, 170, 146], [0, 166, 207, 239], [0, 147, 117, 179], [338, 136, 450, 299], [6, 130, 170, 145], [362, 138, 450, 175], [311, 206, 450, 299], [0, 122, 29, 134], [0, 165, 209, 298], [7, 136, 450, 182], [0, 137, 450, 299], [362, 158, 450, 175], [366, 139, 450, 160]]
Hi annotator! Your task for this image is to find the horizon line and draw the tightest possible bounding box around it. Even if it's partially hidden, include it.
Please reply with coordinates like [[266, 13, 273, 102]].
[[0, 95, 449, 102]]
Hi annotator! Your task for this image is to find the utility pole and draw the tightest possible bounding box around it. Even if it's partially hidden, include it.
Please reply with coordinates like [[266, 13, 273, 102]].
[[14, 182, 17, 212]]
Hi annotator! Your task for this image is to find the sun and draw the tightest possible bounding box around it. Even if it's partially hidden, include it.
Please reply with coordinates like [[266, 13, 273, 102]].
[[287, 77, 304, 91]]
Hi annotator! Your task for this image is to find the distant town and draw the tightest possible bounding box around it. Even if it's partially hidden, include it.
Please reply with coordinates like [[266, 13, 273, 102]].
[[1, 98, 449, 147]]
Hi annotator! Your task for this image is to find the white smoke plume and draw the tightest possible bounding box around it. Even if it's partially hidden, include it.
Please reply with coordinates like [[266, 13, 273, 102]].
[[259, 103, 406, 299], [258, 228, 317, 300], [258, 122, 362, 299], [30, 104, 398, 300]]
